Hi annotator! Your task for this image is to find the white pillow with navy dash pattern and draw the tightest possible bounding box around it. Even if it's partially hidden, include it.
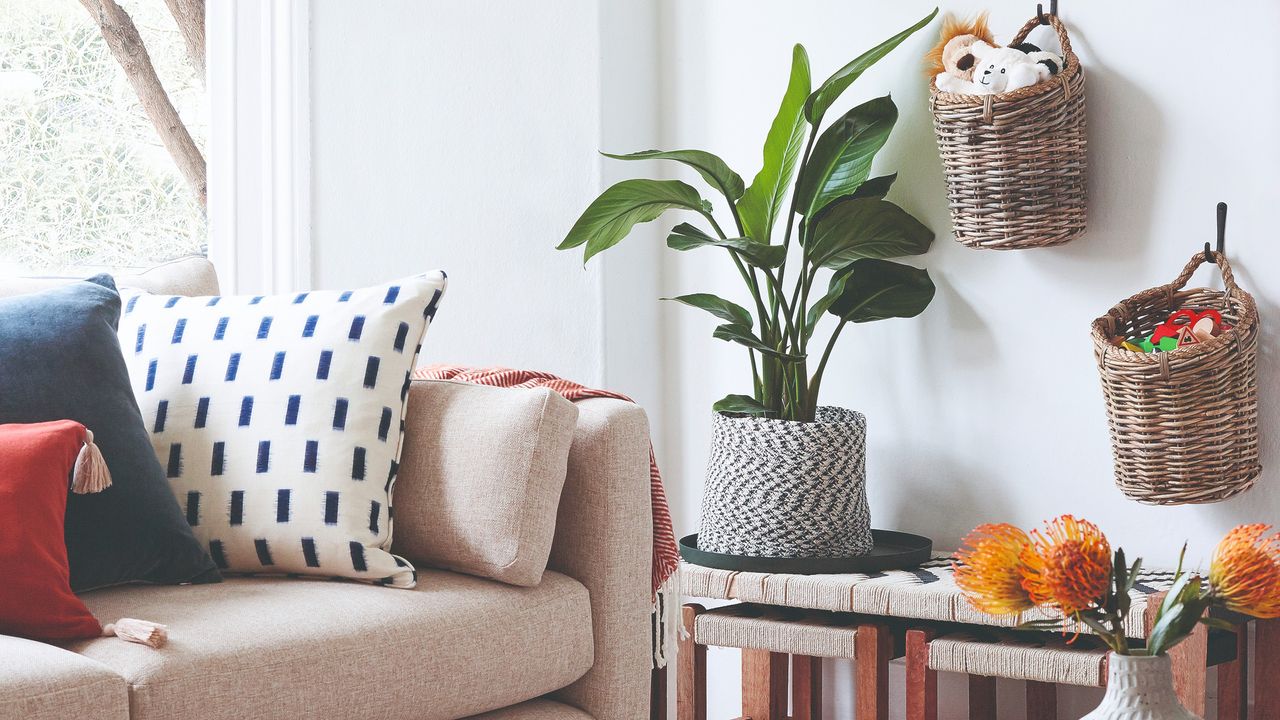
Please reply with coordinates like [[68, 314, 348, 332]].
[[117, 272, 447, 588]]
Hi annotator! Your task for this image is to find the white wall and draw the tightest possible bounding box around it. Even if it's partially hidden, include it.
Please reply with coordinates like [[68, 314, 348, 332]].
[[308, 1, 1280, 717], [309, 0, 607, 383], [655, 1, 1280, 717]]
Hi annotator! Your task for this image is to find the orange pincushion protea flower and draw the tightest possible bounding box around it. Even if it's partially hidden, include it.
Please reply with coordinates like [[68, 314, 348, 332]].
[[1210, 524, 1280, 619], [1019, 515, 1112, 617], [954, 523, 1034, 615]]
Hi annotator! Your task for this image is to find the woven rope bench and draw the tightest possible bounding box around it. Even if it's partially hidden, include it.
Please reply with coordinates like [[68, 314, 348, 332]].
[[678, 603, 903, 720], [677, 557, 1278, 718], [905, 626, 1251, 720], [906, 629, 1110, 720]]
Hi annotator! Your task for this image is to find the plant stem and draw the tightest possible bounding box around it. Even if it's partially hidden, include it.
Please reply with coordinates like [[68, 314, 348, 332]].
[[1111, 611, 1130, 655], [761, 267, 800, 350], [705, 211, 782, 414], [773, 126, 820, 354], [749, 350, 762, 401], [806, 319, 847, 414], [705, 212, 772, 336], [797, 263, 820, 353], [777, 126, 820, 289]]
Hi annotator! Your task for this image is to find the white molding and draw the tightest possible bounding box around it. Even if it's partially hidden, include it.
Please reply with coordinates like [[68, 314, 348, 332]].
[[208, 0, 311, 295]]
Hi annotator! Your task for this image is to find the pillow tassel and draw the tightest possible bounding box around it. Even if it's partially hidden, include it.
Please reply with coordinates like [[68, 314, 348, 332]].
[[103, 618, 168, 648], [71, 428, 112, 494]]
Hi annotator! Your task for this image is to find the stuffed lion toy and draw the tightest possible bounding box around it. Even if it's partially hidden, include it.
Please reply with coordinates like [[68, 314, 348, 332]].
[[927, 12, 1064, 95]]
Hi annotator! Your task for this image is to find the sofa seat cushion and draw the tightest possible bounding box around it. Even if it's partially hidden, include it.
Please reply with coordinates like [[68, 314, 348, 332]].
[[71, 570, 594, 720], [0, 635, 129, 720]]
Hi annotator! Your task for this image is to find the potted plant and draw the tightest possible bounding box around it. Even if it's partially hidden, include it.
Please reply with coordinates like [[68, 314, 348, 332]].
[[557, 9, 939, 559], [955, 518, 1280, 719]]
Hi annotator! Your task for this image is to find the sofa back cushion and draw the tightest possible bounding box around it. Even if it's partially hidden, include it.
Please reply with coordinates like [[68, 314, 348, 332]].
[[393, 380, 578, 586], [0, 256, 219, 298], [0, 276, 218, 590]]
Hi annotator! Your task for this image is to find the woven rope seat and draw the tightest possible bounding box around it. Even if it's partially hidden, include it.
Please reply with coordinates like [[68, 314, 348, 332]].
[[694, 604, 863, 658], [681, 555, 1177, 638], [927, 630, 1110, 687]]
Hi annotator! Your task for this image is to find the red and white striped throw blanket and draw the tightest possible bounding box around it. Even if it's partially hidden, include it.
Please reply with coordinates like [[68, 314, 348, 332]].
[[413, 366, 680, 599]]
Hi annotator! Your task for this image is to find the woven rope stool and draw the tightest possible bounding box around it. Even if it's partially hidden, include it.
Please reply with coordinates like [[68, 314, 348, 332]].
[[904, 626, 1250, 720], [678, 559, 1280, 717], [678, 603, 901, 720]]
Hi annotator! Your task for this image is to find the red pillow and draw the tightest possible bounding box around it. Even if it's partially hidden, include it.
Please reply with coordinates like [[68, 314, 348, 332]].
[[0, 420, 102, 640]]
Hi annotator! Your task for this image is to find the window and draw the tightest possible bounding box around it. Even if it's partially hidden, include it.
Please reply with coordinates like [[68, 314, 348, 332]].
[[0, 0, 205, 274]]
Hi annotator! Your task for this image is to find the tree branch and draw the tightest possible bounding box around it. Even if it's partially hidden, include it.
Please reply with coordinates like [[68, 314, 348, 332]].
[[162, 0, 205, 81], [79, 0, 207, 207]]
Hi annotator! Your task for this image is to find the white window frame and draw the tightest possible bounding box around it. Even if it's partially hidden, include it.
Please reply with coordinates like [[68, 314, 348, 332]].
[[207, 0, 311, 295]]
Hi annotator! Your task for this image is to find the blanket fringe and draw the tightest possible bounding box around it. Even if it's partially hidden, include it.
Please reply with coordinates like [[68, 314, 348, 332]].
[[653, 570, 682, 669]]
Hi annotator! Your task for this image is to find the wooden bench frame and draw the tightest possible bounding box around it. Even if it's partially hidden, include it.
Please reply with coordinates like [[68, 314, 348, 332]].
[[658, 566, 1280, 719], [905, 615, 1267, 719], [675, 603, 902, 720]]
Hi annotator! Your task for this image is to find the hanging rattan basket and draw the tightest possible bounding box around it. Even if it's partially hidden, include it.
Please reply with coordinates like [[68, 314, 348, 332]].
[[1090, 251, 1260, 505], [930, 15, 1087, 249]]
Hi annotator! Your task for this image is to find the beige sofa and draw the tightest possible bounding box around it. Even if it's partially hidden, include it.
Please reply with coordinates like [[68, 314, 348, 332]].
[[0, 258, 655, 720]]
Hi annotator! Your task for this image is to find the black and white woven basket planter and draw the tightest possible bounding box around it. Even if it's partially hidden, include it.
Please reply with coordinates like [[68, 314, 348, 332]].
[[698, 407, 873, 558]]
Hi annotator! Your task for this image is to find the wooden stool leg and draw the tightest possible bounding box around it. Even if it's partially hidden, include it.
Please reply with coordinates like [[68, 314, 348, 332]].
[[792, 655, 822, 720], [651, 666, 667, 720], [969, 675, 997, 718], [677, 605, 706, 720], [855, 623, 891, 720], [1025, 681, 1057, 720], [905, 629, 936, 720], [1218, 621, 1249, 720], [1257, 617, 1280, 717], [742, 648, 787, 720]]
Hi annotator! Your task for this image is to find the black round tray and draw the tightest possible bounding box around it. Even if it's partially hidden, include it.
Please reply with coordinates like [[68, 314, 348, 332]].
[[679, 529, 932, 574]]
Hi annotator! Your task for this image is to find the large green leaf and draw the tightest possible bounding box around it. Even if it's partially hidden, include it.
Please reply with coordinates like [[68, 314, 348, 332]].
[[1148, 575, 1209, 656], [827, 258, 935, 323], [804, 7, 938, 124], [806, 197, 932, 267], [738, 44, 811, 244], [795, 95, 897, 218], [713, 394, 771, 417], [846, 173, 897, 201], [804, 266, 852, 339], [602, 149, 745, 201], [712, 323, 803, 360], [557, 179, 710, 264], [666, 223, 786, 269], [666, 293, 753, 328]]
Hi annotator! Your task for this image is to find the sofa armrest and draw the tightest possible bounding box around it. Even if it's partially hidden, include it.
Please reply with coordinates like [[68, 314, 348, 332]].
[[547, 397, 654, 720]]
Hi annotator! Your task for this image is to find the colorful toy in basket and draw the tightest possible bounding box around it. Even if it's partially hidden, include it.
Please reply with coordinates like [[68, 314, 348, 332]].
[[1110, 308, 1231, 353], [927, 12, 1064, 95]]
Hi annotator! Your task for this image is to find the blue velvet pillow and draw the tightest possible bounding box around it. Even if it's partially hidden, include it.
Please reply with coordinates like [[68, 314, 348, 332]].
[[0, 275, 218, 590]]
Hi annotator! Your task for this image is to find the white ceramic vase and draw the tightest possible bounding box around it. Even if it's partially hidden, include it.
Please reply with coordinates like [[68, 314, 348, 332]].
[[1082, 653, 1200, 720]]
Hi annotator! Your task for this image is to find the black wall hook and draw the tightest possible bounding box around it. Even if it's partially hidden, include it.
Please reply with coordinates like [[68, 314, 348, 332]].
[[1204, 202, 1227, 263], [1037, 0, 1059, 24]]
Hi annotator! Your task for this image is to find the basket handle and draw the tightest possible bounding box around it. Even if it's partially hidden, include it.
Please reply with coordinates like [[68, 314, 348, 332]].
[[1009, 14, 1076, 68], [1166, 251, 1241, 296]]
